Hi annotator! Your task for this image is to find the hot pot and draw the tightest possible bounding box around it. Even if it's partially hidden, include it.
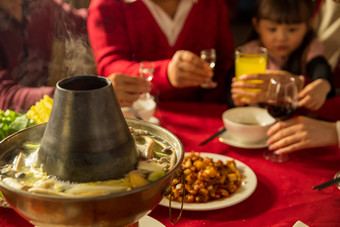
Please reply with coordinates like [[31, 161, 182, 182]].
[[0, 119, 184, 226], [0, 75, 184, 226]]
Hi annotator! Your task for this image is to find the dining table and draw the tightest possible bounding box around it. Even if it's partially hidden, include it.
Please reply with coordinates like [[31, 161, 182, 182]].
[[1, 96, 340, 227]]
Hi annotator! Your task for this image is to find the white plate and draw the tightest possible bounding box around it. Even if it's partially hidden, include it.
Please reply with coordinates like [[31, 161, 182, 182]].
[[158, 153, 257, 211], [218, 131, 268, 149], [335, 171, 340, 190], [139, 215, 165, 227]]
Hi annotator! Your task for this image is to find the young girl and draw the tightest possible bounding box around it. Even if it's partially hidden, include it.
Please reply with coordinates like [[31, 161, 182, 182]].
[[231, 0, 335, 110]]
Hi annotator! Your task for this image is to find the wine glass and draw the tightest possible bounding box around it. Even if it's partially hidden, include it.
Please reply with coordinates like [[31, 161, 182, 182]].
[[139, 61, 154, 99], [263, 76, 298, 162], [200, 49, 217, 89]]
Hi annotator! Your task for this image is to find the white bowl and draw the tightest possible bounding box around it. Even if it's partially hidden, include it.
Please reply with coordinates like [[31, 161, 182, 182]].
[[222, 107, 276, 144]]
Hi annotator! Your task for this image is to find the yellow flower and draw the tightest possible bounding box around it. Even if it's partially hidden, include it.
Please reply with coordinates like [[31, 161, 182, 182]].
[[26, 95, 53, 124]]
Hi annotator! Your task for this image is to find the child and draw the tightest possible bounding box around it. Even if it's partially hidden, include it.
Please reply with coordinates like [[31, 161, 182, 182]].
[[231, 0, 335, 111]]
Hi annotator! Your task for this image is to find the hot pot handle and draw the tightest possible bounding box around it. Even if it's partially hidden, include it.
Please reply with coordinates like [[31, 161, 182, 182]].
[[162, 169, 185, 225]]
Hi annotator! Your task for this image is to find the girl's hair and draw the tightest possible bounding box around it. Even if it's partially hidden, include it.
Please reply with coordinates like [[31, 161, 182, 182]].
[[246, 0, 316, 75]]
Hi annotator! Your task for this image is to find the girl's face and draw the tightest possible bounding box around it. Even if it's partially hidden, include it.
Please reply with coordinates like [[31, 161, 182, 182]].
[[253, 19, 308, 58]]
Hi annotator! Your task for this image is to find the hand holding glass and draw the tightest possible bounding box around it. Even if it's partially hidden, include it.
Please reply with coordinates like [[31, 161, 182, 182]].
[[200, 49, 217, 89], [263, 76, 298, 162]]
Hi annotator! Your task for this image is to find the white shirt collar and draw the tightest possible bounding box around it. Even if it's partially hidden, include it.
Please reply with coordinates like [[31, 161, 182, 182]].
[[142, 0, 196, 47]]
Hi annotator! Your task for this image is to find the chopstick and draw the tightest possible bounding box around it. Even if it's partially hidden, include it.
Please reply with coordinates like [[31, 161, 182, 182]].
[[129, 107, 143, 120], [199, 127, 226, 146], [313, 177, 340, 190]]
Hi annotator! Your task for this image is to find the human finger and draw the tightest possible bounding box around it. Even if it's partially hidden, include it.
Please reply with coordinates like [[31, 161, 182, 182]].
[[273, 140, 308, 154], [170, 51, 213, 86], [232, 80, 268, 90], [231, 94, 249, 106], [265, 69, 294, 78], [110, 74, 150, 93], [115, 89, 141, 104], [297, 95, 311, 108], [267, 121, 283, 137], [301, 100, 319, 111], [179, 59, 212, 80], [231, 94, 257, 106], [115, 79, 150, 93], [231, 88, 253, 97], [120, 96, 142, 107], [238, 73, 271, 82], [297, 88, 308, 99], [176, 70, 205, 87], [298, 96, 323, 111], [267, 129, 306, 151], [179, 61, 212, 80], [180, 50, 210, 70], [232, 87, 268, 103], [267, 119, 297, 138]]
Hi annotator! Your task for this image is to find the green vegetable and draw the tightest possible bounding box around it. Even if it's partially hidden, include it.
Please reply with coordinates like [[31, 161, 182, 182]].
[[153, 151, 169, 158], [148, 170, 165, 182], [0, 109, 22, 140], [0, 109, 36, 141], [23, 142, 41, 151]]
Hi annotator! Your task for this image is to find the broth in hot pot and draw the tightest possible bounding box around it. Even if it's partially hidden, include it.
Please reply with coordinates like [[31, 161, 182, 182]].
[[0, 128, 176, 197]]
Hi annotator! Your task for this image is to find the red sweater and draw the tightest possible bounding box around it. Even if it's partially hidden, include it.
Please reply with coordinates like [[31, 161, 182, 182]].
[[0, 0, 87, 112], [88, 0, 234, 103]]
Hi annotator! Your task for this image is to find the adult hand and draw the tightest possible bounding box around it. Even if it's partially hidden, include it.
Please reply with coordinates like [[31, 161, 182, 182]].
[[267, 116, 338, 154], [231, 70, 304, 106], [298, 78, 331, 111], [107, 73, 150, 107], [167, 50, 213, 88]]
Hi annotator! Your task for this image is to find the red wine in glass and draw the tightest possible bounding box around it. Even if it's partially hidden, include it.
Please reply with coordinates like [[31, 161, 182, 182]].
[[266, 101, 297, 121], [263, 76, 298, 163]]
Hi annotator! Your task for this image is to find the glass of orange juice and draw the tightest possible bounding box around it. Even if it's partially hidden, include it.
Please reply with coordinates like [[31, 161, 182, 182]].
[[235, 46, 268, 92]]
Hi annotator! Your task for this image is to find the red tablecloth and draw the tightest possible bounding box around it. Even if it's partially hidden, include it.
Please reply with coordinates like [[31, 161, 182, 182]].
[[1, 98, 340, 227]]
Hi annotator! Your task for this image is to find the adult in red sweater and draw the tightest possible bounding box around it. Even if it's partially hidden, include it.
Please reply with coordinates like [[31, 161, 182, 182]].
[[0, 0, 87, 112], [88, 0, 234, 106]]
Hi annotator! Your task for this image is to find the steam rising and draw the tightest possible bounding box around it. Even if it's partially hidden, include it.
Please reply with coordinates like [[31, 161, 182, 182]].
[[48, 35, 96, 86], [48, 0, 96, 86], [65, 36, 96, 76]]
